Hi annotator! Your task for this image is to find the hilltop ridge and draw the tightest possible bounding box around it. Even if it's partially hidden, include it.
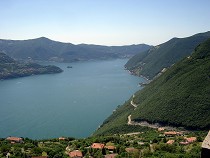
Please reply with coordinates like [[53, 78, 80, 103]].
[[0, 37, 151, 62], [125, 31, 210, 79]]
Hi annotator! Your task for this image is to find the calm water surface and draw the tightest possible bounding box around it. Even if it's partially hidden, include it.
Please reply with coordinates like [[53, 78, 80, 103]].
[[0, 59, 146, 139]]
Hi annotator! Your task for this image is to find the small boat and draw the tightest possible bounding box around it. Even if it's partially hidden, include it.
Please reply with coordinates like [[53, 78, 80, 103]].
[[67, 66, 73, 68]]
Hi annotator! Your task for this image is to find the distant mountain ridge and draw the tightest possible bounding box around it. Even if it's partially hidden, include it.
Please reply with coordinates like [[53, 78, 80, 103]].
[[94, 38, 210, 136], [0, 52, 62, 79], [125, 31, 210, 79], [0, 37, 151, 62]]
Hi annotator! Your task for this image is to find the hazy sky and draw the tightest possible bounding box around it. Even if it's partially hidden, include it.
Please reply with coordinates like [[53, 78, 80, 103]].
[[0, 0, 210, 46]]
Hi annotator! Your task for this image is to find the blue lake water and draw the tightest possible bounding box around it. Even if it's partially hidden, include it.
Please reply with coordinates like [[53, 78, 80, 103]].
[[0, 59, 146, 139]]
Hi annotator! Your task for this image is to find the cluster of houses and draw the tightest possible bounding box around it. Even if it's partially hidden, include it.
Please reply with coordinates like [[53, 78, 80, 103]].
[[158, 128, 197, 145], [67, 142, 118, 158], [69, 143, 146, 158], [66, 142, 143, 158], [5, 129, 209, 158]]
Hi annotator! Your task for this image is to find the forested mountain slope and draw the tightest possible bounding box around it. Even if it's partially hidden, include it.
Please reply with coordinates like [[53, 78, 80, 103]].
[[125, 31, 210, 79], [0, 37, 151, 62], [0, 52, 62, 79], [95, 38, 210, 136]]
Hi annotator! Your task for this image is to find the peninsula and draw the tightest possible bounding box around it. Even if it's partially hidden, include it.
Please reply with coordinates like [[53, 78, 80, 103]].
[[0, 52, 63, 80]]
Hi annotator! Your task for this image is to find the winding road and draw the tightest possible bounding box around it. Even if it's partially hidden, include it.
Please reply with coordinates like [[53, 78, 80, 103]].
[[127, 115, 132, 125], [130, 95, 138, 109], [127, 95, 137, 125], [127, 95, 180, 131]]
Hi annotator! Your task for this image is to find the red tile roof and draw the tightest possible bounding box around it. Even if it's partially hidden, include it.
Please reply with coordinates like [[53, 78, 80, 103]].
[[164, 131, 177, 135], [91, 143, 105, 149], [164, 131, 182, 136], [166, 140, 175, 144], [6, 136, 23, 143], [69, 150, 83, 158], [185, 137, 196, 143]]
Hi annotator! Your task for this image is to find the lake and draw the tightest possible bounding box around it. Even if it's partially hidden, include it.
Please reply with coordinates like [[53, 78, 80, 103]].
[[0, 59, 146, 139]]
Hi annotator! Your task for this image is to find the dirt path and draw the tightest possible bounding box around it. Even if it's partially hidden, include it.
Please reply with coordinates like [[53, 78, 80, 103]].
[[128, 95, 182, 131], [127, 115, 132, 125], [130, 95, 138, 109]]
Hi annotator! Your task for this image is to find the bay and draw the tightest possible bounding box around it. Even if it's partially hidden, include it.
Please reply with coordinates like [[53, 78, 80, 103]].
[[0, 59, 146, 139]]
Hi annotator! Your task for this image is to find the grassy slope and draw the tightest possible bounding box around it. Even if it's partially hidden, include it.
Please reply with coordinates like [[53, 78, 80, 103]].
[[125, 31, 210, 79], [94, 38, 210, 135]]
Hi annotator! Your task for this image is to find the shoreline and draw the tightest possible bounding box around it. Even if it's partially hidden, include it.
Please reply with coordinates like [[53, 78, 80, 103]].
[[124, 67, 151, 81]]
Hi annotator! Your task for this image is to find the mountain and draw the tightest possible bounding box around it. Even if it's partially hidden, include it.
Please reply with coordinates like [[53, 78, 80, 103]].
[[0, 52, 63, 79], [125, 31, 210, 80], [94, 38, 210, 136], [0, 37, 151, 62]]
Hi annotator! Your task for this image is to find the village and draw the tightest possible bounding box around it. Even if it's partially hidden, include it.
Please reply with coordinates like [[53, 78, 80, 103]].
[[1, 128, 208, 158]]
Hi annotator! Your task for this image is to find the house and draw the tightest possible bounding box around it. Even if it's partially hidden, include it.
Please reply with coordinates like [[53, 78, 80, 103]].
[[166, 140, 175, 145], [59, 137, 66, 141], [105, 145, 116, 150], [201, 131, 210, 158], [158, 128, 165, 132], [179, 141, 189, 145], [91, 143, 105, 149], [69, 150, 83, 158], [138, 141, 145, 145], [6, 136, 23, 143], [104, 153, 118, 158], [164, 131, 182, 137], [125, 147, 138, 153], [164, 131, 177, 136], [185, 137, 196, 143], [179, 137, 197, 145]]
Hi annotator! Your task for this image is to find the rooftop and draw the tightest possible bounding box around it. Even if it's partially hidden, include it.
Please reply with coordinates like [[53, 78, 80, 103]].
[[202, 131, 210, 149], [69, 150, 83, 158], [91, 143, 105, 149]]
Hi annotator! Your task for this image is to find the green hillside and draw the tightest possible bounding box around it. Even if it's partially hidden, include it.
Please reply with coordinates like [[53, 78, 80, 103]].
[[93, 100, 150, 136], [0, 37, 151, 62], [95, 38, 210, 136], [125, 31, 210, 79], [0, 52, 63, 79]]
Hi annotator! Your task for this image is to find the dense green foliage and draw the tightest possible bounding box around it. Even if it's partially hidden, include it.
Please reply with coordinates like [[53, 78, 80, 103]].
[[0, 52, 63, 79], [0, 37, 151, 62], [0, 130, 206, 158], [125, 31, 210, 79], [95, 38, 210, 136], [131, 38, 210, 129]]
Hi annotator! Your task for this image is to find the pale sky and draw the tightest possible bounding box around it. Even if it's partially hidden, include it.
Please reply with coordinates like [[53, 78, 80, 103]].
[[0, 0, 210, 46]]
